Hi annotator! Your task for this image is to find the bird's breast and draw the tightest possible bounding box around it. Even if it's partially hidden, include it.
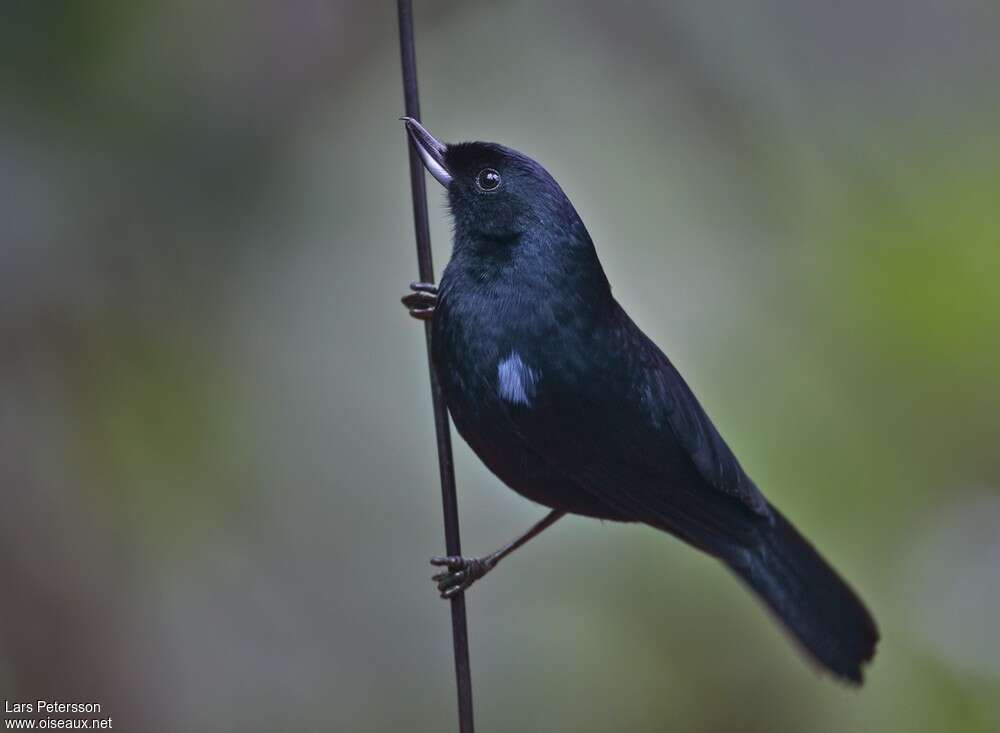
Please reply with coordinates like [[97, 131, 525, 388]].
[[431, 287, 541, 414]]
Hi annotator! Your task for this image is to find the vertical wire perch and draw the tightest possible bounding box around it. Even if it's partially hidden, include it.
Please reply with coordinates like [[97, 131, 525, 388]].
[[396, 2, 475, 732]]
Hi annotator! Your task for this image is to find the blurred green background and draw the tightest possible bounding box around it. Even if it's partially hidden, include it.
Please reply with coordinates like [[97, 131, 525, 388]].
[[2, 2, 998, 731]]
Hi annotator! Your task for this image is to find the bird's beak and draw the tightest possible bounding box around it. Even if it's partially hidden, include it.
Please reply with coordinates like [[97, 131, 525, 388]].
[[401, 117, 452, 187]]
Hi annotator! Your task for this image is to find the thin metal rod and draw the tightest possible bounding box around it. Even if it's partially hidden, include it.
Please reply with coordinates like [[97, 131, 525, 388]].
[[396, 2, 475, 732]]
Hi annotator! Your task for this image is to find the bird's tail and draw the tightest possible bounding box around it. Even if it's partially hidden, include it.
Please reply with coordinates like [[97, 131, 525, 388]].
[[727, 504, 879, 684]]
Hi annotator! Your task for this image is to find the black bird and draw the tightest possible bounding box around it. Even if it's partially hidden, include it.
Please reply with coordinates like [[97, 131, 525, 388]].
[[401, 117, 878, 684]]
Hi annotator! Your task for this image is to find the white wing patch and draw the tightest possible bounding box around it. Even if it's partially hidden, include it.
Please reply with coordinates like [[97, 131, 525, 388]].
[[497, 352, 538, 406]]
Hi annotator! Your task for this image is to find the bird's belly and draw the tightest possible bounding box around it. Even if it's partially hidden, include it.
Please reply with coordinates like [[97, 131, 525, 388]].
[[436, 351, 626, 521], [450, 410, 627, 520], [431, 289, 629, 521]]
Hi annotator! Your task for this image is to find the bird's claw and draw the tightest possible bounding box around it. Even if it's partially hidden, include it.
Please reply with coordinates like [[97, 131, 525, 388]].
[[402, 281, 437, 321], [430, 555, 493, 599]]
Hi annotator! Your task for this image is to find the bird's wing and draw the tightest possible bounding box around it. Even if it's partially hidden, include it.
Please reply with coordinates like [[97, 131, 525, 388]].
[[503, 304, 770, 551], [631, 320, 769, 517]]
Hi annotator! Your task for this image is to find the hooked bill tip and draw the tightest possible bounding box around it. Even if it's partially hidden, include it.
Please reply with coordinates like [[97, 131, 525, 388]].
[[401, 116, 452, 188]]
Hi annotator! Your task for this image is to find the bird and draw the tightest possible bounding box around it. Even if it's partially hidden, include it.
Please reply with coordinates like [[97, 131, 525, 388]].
[[401, 116, 878, 684]]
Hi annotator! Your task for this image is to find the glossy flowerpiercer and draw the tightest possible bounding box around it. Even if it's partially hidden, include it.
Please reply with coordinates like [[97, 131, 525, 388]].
[[401, 117, 878, 684]]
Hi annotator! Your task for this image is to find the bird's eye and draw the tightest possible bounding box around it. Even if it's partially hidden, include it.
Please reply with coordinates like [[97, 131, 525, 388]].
[[475, 168, 501, 192]]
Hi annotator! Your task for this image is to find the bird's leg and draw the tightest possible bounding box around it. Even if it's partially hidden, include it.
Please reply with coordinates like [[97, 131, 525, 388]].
[[401, 281, 437, 321], [430, 509, 566, 599]]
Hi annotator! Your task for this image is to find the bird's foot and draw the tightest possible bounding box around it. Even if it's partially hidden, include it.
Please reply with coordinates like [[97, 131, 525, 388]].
[[430, 555, 495, 599], [402, 282, 437, 321]]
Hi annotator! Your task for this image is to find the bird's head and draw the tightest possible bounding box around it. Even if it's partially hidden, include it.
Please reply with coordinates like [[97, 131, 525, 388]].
[[402, 117, 578, 243]]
